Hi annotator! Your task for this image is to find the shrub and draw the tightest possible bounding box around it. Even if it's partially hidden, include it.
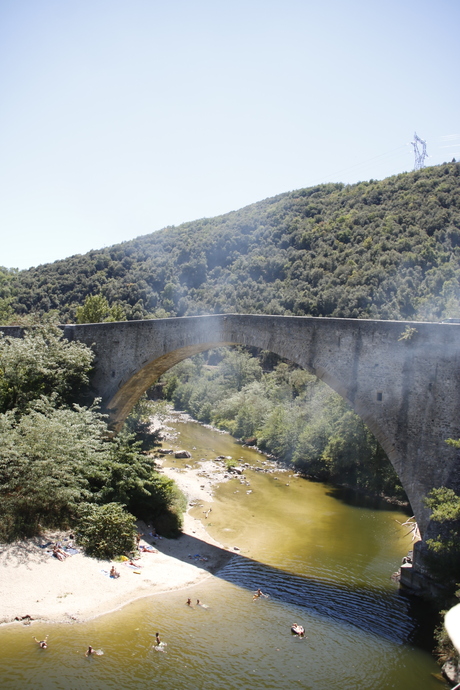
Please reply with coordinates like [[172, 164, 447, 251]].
[[75, 502, 137, 559]]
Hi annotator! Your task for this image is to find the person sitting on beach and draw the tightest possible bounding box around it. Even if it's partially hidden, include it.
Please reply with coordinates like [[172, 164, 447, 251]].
[[52, 544, 69, 561], [139, 544, 158, 553], [109, 566, 120, 578], [33, 635, 48, 649]]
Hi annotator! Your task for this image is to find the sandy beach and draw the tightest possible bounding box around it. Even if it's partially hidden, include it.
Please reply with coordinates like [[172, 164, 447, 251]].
[[0, 459, 234, 627]]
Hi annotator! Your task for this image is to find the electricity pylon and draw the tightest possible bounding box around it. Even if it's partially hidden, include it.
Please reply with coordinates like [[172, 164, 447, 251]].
[[411, 132, 428, 170]]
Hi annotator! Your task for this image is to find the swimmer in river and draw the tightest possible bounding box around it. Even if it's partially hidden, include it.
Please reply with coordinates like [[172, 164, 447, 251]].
[[33, 635, 48, 649], [186, 598, 192, 606], [291, 624, 305, 637], [196, 599, 209, 608], [253, 588, 268, 600], [154, 632, 167, 651], [85, 645, 103, 656]]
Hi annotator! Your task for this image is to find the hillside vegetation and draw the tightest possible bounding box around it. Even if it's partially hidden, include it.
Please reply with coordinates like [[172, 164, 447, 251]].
[[2, 162, 460, 323], [160, 347, 405, 501], [0, 322, 186, 545]]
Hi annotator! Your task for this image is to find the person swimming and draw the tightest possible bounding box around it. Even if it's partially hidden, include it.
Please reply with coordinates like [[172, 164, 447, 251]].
[[85, 645, 103, 656], [291, 624, 305, 637], [33, 635, 48, 649], [154, 632, 167, 651], [253, 588, 268, 600]]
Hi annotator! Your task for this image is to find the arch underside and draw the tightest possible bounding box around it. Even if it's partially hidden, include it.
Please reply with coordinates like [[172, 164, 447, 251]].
[[107, 339, 406, 512]]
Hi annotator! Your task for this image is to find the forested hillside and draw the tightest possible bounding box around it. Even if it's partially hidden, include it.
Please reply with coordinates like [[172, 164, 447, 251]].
[[2, 162, 460, 323]]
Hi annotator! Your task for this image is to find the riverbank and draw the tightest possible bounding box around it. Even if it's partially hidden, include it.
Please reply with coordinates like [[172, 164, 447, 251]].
[[0, 459, 233, 628]]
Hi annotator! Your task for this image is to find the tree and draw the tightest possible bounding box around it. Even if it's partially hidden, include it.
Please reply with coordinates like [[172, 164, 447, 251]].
[[220, 348, 262, 391], [76, 294, 126, 324], [75, 502, 137, 559], [424, 486, 460, 582], [0, 321, 93, 413], [0, 397, 110, 540], [0, 321, 186, 543]]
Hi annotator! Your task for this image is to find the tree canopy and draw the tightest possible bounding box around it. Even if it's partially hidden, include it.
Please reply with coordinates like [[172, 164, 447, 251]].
[[3, 162, 460, 324], [0, 323, 185, 547]]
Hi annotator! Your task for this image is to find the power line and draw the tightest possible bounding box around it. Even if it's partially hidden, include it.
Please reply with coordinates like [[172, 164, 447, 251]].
[[306, 144, 409, 187]]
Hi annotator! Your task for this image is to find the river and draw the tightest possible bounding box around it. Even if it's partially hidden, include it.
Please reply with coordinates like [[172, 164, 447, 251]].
[[0, 417, 448, 689]]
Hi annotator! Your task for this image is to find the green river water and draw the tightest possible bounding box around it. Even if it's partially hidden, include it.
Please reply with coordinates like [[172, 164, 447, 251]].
[[0, 418, 448, 690]]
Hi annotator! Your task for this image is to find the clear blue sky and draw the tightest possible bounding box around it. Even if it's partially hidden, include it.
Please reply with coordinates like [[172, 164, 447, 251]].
[[1, 0, 459, 270]]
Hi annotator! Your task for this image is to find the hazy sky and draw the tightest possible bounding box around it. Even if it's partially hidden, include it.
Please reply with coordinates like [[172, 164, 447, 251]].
[[1, 0, 459, 271]]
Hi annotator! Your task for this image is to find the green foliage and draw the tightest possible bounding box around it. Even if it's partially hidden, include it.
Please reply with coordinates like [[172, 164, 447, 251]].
[[433, 617, 459, 665], [0, 321, 93, 414], [0, 398, 109, 541], [0, 322, 186, 543], [425, 487, 460, 581], [398, 325, 418, 341], [0, 267, 17, 325], [122, 396, 167, 448], [160, 347, 406, 500], [8, 163, 460, 324], [76, 294, 126, 324], [426, 487, 460, 521], [0, 297, 13, 325], [87, 431, 186, 535], [75, 502, 137, 559]]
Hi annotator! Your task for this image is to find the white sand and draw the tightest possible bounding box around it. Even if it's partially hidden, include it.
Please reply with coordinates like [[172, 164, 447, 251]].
[[0, 460, 234, 627]]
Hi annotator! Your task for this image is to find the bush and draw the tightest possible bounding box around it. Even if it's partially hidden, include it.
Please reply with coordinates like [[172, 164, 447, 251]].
[[425, 487, 460, 584], [75, 502, 137, 559]]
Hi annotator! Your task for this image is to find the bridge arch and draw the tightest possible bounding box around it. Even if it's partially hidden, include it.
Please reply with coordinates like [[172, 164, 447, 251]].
[[107, 338, 393, 478], [59, 314, 460, 540]]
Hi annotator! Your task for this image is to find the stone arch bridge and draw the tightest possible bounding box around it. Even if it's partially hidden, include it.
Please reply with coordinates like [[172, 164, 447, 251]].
[[58, 314, 460, 537], [3, 314, 460, 556]]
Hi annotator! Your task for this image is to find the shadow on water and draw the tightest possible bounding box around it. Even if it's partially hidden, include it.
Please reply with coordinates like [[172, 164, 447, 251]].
[[151, 531, 437, 653], [324, 485, 413, 516]]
